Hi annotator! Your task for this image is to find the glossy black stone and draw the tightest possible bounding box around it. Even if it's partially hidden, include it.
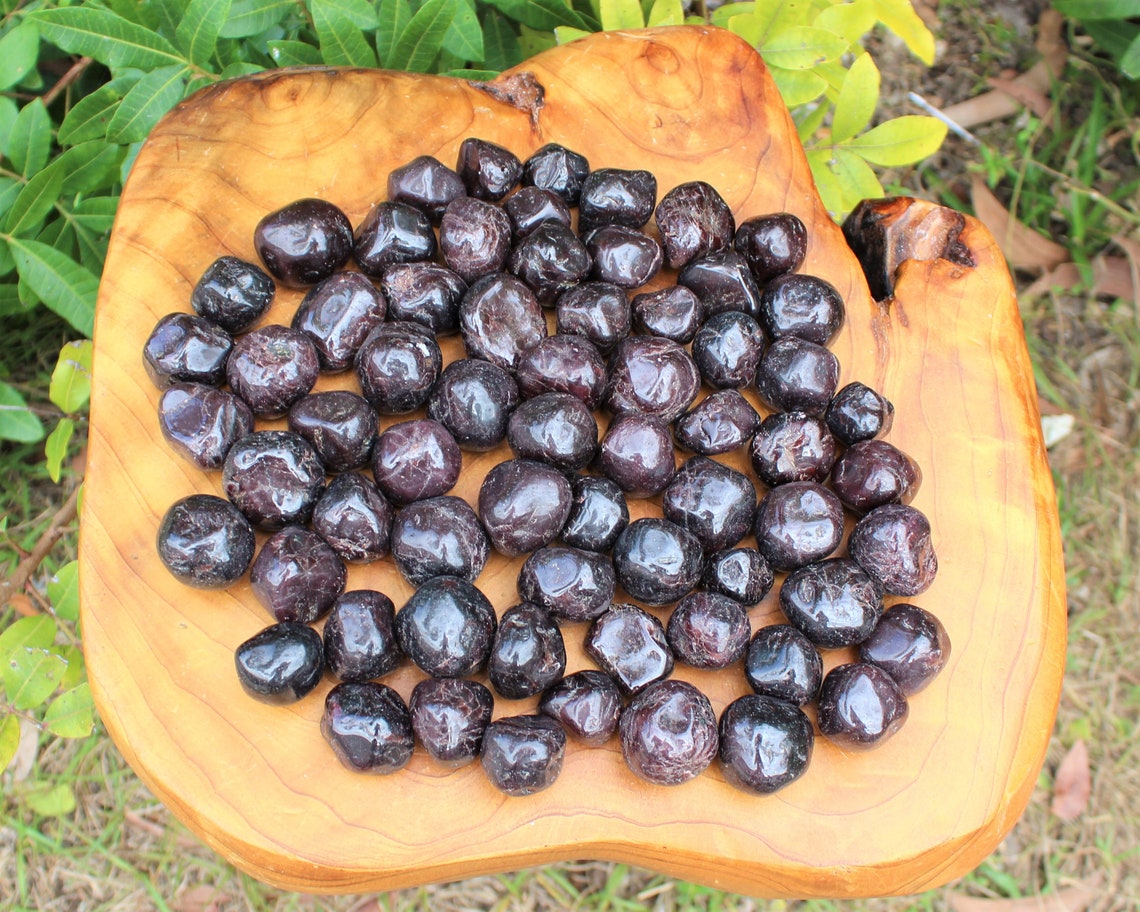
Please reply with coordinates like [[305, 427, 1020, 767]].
[[744, 624, 823, 705], [825, 382, 895, 446], [753, 481, 844, 572], [817, 662, 909, 749], [222, 430, 325, 530], [678, 249, 762, 318], [522, 143, 590, 204], [478, 459, 572, 557], [371, 418, 461, 506], [439, 196, 512, 282], [666, 591, 751, 669], [555, 282, 632, 352], [673, 389, 762, 456], [249, 525, 346, 623], [390, 495, 489, 586], [427, 357, 519, 451], [143, 312, 232, 388], [517, 545, 616, 623], [480, 714, 566, 796], [503, 186, 572, 239], [158, 382, 253, 470], [578, 168, 657, 231], [661, 455, 756, 552], [310, 472, 393, 563], [586, 604, 674, 696], [157, 494, 255, 588], [612, 518, 703, 606], [654, 181, 736, 269], [386, 155, 465, 222], [353, 201, 437, 276], [191, 255, 274, 333], [323, 590, 401, 682], [395, 576, 496, 677], [754, 337, 840, 416], [596, 413, 676, 498], [515, 334, 607, 409], [779, 558, 884, 648], [460, 273, 547, 371], [733, 212, 808, 284], [507, 392, 598, 472], [355, 321, 442, 414], [691, 310, 766, 389], [604, 335, 700, 423], [702, 547, 775, 607], [321, 682, 414, 773], [749, 411, 838, 487], [410, 677, 494, 767], [380, 262, 466, 335], [507, 220, 592, 302], [292, 271, 387, 371], [235, 622, 324, 704], [457, 137, 523, 200], [584, 225, 663, 288], [830, 439, 921, 514], [859, 603, 950, 695], [225, 324, 319, 418], [631, 285, 706, 344], [539, 670, 623, 745], [561, 474, 629, 552], [757, 273, 845, 345], [488, 602, 567, 699], [619, 679, 718, 785], [848, 504, 938, 596], [718, 694, 813, 794], [287, 390, 377, 473], [254, 198, 353, 287]]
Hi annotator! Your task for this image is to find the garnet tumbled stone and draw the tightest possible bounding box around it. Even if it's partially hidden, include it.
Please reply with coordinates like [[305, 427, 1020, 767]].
[[596, 413, 676, 497], [321, 682, 414, 774], [817, 663, 909, 750], [733, 212, 808, 284], [578, 168, 657, 231], [631, 285, 705, 344], [386, 155, 465, 222], [539, 670, 623, 745], [457, 137, 522, 201], [619, 679, 718, 786], [157, 494, 255, 588], [380, 262, 466, 335], [235, 622, 324, 704], [487, 602, 567, 700], [678, 249, 762, 319], [515, 334, 607, 408], [254, 198, 353, 287], [586, 604, 674, 696], [560, 474, 629, 553], [691, 310, 766, 390], [389, 495, 489, 586], [661, 455, 756, 553], [826, 381, 895, 445], [292, 271, 387, 372], [654, 181, 736, 269], [481, 714, 567, 796], [702, 547, 774, 607], [674, 389, 761, 456], [779, 558, 883, 648], [665, 591, 751, 670], [355, 321, 442, 415], [323, 590, 401, 682], [226, 324, 320, 418], [756, 273, 845, 346], [310, 471, 393, 563], [460, 273, 547, 370], [517, 545, 616, 623], [507, 392, 599, 472], [604, 335, 700, 423], [249, 525, 346, 624], [371, 418, 462, 507], [848, 503, 939, 596], [222, 430, 325, 530], [744, 624, 823, 706], [478, 459, 572, 557], [353, 201, 437, 276], [191, 255, 274, 333], [556, 281, 632, 352], [395, 576, 496, 678], [859, 603, 951, 694], [753, 481, 844, 572], [287, 390, 377, 473], [719, 694, 814, 794], [143, 312, 232, 388], [522, 142, 590, 204], [507, 220, 592, 302], [410, 677, 494, 767], [830, 439, 921, 514], [612, 518, 703, 606], [584, 224, 663, 288], [158, 383, 253, 471], [427, 357, 518, 451], [754, 337, 840, 416], [749, 411, 838, 487], [439, 196, 513, 282]]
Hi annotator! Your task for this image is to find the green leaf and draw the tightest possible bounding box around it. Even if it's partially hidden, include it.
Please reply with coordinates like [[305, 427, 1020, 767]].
[[814, 0, 877, 44], [1052, 0, 1140, 16], [0, 616, 56, 657], [176, 0, 232, 69], [0, 96, 17, 153], [377, 0, 413, 65], [3, 646, 68, 711], [443, 68, 501, 79], [599, 0, 644, 29], [24, 783, 76, 818], [220, 61, 265, 78], [50, 340, 93, 413], [388, 0, 454, 72], [806, 147, 882, 217], [517, 23, 556, 58], [47, 560, 81, 623], [647, 0, 684, 26], [0, 283, 26, 314], [442, 0, 484, 62], [0, 714, 18, 772], [830, 53, 879, 144], [481, 11, 522, 70], [0, 21, 40, 92], [106, 65, 190, 144], [769, 65, 827, 106], [44, 683, 94, 739], [0, 382, 44, 443], [1121, 31, 1140, 79], [760, 25, 847, 70], [311, 0, 378, 66], [268, 39, 323, 66], [486, 0, 591, 31], [317, 0, 381, 28], [30, 7, 188, 70], [57, 644, 86, 690], [871, 0, 935, 65], [58, 76, 141, 145], [841, 114, 947, 165], [7, 237, 98, 336], [7, 99, 51, 177], [148, 0, 185, 40], [4, 167, 65, 238], [58, 142, 125, 196], [45, 418, 75, 484], [220, 0, 297, 38], [554, 25, 591, 42]]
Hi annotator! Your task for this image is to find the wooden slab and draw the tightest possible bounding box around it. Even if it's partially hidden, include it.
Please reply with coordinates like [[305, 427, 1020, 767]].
[[79, 25, 1066, 897]]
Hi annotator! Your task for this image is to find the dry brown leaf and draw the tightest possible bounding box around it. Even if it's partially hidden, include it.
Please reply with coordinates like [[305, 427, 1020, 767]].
[[172, 885, 233, 912], [985, 76, 1053, 119], [970, 178, 1070, 273], [1109, 233, 1140, 311], [1051, 739, 1091, 821], [11, 718, 39, 781], [1091, 255, 1139, 306], [948, 878, 1102, 912]]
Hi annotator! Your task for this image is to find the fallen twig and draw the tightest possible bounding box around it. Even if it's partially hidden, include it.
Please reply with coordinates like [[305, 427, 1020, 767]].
[[0, 484, 81, 613]]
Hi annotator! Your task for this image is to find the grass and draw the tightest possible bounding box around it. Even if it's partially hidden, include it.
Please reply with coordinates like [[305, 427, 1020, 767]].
[[4, 4, 1140, 910]]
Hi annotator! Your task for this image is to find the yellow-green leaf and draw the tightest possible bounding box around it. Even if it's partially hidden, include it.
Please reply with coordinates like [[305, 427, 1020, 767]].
[[814, 0, 877, 44], [44, 683, 95, 738], [599, 0, 644, 29], [842, 114, 947, 166], [0, 382, 44, 443], [554, 25, 592, 43], [806, 147, 883, 218], [48, 560, 81, 623], [769, 66, 828, 106], [4, 647, 68, 711], [0, 714, 19, 771], [831, 52, 880, 144], [25, 782, 77, 817], [647, 0, 683, 26], [872, 0, 936, 65], [45, 418, 75, 483], [761, 25, 848, 70], [50, 340, 93, 414]]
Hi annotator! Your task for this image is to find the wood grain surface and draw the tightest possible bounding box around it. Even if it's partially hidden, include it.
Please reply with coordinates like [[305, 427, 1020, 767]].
[[79, 25, 1067, 897]]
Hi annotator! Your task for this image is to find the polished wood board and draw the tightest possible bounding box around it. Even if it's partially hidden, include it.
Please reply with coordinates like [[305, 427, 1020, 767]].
[[79, 25, 1066, 897]]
